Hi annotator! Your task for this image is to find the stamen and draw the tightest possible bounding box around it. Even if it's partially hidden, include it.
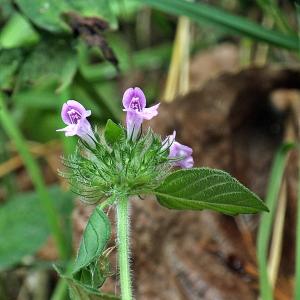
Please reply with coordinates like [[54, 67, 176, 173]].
[[130, 97, 142, 111], [68, 109, 82, 124]]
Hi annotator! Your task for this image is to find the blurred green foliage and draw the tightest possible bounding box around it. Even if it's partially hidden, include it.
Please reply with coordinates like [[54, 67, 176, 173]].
[[0, 0, 146, 144], [0, 0, 299, 298], [0, 186, 73, 270]]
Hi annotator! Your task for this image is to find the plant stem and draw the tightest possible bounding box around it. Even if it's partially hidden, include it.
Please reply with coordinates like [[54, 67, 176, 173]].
[[256, 143, 294, 300], [51, 261, 74, 300], [117, 196, 132, 300], [0, 95, 68, 260], [50, 275, 68, 300]]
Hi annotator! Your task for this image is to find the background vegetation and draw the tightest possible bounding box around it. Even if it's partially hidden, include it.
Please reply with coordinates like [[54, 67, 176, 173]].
[[0, 0, 299, 299]]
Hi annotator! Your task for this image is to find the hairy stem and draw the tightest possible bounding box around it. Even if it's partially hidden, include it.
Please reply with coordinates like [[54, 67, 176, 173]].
[[117, 196, 132, 300]]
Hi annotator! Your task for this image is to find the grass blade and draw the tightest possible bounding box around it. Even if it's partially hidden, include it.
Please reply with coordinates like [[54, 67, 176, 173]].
[[141, 0, 298, 50], [256, 0, 294, 35], [256, 143, 294, 300]]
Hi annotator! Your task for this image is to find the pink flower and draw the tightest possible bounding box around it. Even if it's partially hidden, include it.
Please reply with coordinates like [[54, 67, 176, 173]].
[[57, 100, 95, 147], [163, 131, 194, 169], [122, 87, 160, 140]]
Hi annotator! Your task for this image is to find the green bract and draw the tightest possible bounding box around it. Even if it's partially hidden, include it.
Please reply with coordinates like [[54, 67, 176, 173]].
[[60, 119, 171, 203]]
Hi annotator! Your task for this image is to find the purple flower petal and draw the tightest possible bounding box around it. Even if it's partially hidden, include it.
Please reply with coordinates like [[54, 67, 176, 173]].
[[61, 100, 91, 125], [137, 103, 160, 120], [56, 125, 77, 136], [126, 111, 143, 141], [163, 131, 194, 169], [122, 87, 146, 111], [57, 100, 95, 147], [177, 156, 194, 169], [122, 87, 160, 140], [171, 142, 193, 157]]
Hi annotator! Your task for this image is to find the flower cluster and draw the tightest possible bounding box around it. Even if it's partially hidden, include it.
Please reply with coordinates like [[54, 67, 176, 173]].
[[57, 87, 194, 201]]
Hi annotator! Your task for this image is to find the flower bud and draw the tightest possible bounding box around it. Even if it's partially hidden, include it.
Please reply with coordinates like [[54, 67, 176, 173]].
[[163, 131, 194, 169]]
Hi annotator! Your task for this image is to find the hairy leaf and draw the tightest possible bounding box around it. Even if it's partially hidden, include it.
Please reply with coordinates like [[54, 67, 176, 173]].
[[73, 207, 111, 273], [155, 168, 268, 215]]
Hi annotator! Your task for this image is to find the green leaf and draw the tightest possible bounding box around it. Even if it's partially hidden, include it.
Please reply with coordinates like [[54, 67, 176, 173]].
[[74, 265, 105, 289], [73, 206, 111, 273], [0, 48, 23, 90], [56, 54, 79, 93], [94, 81, 123, 121], [15, 0, 68, 33], [0, 0, 14, 21], [79, 37, 171, 81], [104, 119, 124, 145], [68, 0, 117, 30], [0, 186, 73, 270], [55, 266, 119, 300], [155, 168, 268, 215], [141, 0, 298, 50], [68, 280, 119, 300], [15, 38, 77, 92], [14, 88, 60, 109], [15, 0, 117, 33], [73, 253, 111, 289], [0, 12, 39, 49], [110, 0, 141, 19]]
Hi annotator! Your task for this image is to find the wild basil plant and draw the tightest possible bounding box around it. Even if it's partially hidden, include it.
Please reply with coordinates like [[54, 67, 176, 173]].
[[56, 87, 268, 300]]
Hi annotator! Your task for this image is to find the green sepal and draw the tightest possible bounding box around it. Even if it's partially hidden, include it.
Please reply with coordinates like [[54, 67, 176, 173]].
[[155, 168, 269, 215]]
